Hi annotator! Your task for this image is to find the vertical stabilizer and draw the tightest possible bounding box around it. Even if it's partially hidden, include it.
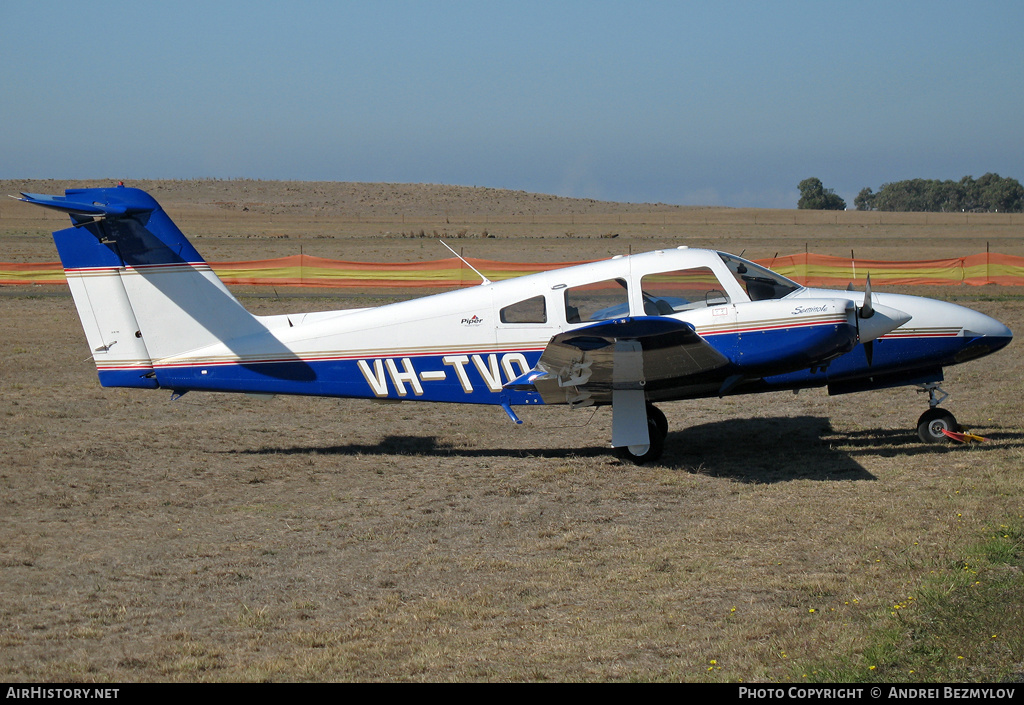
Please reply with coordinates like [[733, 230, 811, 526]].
[[19, 186, 267, 386]]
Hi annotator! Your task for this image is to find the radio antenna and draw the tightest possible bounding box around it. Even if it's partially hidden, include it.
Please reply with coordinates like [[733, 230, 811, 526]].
[[440, 240, 491, 285]]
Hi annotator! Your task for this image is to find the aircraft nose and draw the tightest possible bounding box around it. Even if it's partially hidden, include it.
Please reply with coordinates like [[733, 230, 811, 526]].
[[951, 303, 1013, 361], [958, 305, 1013, 339]]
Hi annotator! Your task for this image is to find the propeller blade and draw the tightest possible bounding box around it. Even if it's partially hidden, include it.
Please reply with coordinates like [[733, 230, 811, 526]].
[[860, 274, 874, 319]]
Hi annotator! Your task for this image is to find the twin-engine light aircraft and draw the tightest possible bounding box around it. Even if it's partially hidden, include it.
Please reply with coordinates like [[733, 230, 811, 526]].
[[17, 186, 1013, 463]]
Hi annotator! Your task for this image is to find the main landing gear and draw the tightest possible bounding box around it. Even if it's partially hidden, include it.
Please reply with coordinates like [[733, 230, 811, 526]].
[[613, 383, 965, 463], [615, 404, 668, 464], [916, 382, 960, 443]]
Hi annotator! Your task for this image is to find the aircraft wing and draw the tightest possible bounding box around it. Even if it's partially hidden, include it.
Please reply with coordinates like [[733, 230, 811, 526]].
[[506, 316, 729, 407]]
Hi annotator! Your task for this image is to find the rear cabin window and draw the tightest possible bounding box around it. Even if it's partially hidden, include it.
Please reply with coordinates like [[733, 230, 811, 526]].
[[640, 267, 730, 313], [564, 278, 629, 323], [500, 295, 547, 324]]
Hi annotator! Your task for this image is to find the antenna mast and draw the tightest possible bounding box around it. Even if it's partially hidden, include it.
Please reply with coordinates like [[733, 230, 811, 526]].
[[440, 240, 491, 285]]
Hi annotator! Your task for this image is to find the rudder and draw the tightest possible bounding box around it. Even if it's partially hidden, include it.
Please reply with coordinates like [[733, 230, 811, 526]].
[[53, 224, 158, 387]]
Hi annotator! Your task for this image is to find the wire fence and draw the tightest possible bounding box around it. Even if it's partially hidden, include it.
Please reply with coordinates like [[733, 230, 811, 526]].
[[3, 252, 1023, 288]]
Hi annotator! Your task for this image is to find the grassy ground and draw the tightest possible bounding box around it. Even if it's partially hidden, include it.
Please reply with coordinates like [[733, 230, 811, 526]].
[[0, 181, 1021, 682]]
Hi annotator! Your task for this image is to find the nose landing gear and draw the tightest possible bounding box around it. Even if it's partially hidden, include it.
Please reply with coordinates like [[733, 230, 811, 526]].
[[917, 407, 960, 443], [916, 382, 960, 443]]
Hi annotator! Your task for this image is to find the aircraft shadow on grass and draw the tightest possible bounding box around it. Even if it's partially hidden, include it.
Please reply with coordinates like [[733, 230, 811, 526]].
[[226, 415, 1020, 484], [829, 425, 1024, 456]]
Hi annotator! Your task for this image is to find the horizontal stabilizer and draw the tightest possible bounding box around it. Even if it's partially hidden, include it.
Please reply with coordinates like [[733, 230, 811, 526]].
[[16, 191, 151, 218], [19, 185, 264, 366], [17, 186, 206, 269]]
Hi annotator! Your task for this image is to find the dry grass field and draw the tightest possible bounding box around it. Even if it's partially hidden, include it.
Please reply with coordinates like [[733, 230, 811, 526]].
[[1, 180, 1022, 682]]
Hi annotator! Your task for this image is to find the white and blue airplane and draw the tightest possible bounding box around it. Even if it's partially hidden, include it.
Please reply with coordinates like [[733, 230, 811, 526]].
[[16, 185, 1013, 463]]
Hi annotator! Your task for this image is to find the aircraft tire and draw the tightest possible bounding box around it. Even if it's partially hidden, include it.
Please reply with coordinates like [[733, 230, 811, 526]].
[[647, 404, 668, 439], [615, 414, 666, 465], [917, 407, 959, 444]]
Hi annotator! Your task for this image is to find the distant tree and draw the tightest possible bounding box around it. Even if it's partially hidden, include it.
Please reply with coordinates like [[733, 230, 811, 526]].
[[978, 173, 1024, 212], [855, 174, 1023, 212], [854, 187, 875, 211], [797, 177, 846, 210]]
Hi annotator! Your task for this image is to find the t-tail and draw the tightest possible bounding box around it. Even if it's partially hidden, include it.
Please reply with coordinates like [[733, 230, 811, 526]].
[[16, 185, 264, 389]]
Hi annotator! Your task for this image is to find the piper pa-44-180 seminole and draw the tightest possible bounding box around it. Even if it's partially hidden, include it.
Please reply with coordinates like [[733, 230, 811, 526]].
[[16, 185, 1013, 463]]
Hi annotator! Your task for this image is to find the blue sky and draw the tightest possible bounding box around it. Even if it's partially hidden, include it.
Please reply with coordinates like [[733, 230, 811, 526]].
[[3, 1, 1022, 208]]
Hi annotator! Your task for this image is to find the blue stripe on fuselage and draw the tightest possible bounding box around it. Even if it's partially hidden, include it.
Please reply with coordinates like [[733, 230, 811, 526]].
[[145, 322, 857, 403], [97, 369, 160, 389], [149, 350, 547, 405]]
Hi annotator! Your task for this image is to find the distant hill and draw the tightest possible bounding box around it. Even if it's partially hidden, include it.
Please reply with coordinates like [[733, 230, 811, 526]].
[[1, 179, 712, 218]]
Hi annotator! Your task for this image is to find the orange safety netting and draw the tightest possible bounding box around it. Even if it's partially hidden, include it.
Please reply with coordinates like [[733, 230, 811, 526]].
[[207, 255, 593, 288], [2, 252, 1023, 288], [0, 261, 69, 284], [765, 252, 1024, 287]]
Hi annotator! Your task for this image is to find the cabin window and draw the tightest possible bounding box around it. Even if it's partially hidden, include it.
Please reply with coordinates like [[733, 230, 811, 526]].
[[640, 267, 730, 312], [564, 278, 629, 323], [500, 295, 547, 324]]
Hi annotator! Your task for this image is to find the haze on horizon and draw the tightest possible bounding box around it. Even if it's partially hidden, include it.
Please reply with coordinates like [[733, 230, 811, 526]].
[[3, 1, 1022, 209]]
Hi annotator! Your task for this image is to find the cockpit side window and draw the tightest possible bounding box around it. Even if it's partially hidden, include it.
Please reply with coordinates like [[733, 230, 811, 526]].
[[640, 267, 730, 313], [564, 278, 629, 323], [718, 253, 801, 301], [500, 295, 547, 324]]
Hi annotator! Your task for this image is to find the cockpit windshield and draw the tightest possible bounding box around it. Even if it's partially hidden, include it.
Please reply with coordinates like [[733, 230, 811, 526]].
[[718, 253, 802, 301]]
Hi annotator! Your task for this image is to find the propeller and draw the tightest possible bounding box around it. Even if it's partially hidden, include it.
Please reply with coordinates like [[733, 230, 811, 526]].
[[857, 275, 874, 365]]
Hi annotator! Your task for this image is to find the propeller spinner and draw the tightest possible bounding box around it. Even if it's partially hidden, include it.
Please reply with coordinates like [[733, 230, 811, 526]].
[[852, 275, 911, 365]]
